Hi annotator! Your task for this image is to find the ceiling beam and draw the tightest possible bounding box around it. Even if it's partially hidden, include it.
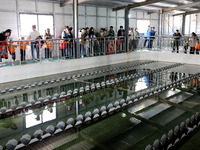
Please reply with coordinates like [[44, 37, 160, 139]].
[[173, 9, 200, 16], [162, 1, 200, 13], [112, 0, 166, 11], [60, 0, 92, 7]]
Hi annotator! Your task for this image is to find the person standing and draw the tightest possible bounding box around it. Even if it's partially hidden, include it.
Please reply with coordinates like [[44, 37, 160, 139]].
[[189, 32, 198, 54], [17, 37, 29, 61], [61, 26, 69, 39], [134, 28, 140, 49], [147, 27, 156, 49], [66, 27, 73, 58], [129, 28, 134, 50], [172, 30, 181, 53], [144, 25, 151, 48], [107, 26, 115, 37], [117, 26, 125, 52], [44, 28, 52, 39], [79, 28, 85, 58], [7, 40, 17, 62], [82, 27, 90, 57], [28, 25, 40, 59], [195, 39, 200, 55], [98, 28, 106, 54], [0, 29, 11, 62]]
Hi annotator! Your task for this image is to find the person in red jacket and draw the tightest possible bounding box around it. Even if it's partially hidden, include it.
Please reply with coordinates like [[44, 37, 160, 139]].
[[0, 29, 12, 62]]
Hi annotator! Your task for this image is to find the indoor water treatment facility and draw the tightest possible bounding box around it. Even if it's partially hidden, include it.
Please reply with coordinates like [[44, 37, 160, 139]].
[[1, 0, 200, 150]]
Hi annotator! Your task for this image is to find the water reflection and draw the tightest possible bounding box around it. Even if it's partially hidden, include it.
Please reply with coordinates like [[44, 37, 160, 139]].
[[135, 77, 148, 92], [25, 103, 56, 128], [0, 117, 17, 130]]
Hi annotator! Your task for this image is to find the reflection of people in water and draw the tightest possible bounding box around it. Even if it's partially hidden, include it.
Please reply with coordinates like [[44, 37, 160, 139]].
[[63, 99, 74, 111], [33, 108, 43, 121], [108, 88, 114, 97], [170, 72, 178, 83], [81, 93, 94, 106], [0, 117, 17, 130], [47, 104, 53, 113]]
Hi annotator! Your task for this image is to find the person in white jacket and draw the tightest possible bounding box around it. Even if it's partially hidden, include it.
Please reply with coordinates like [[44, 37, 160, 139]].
[[129, 28, 134, 50], [189, 32, 198, 54]]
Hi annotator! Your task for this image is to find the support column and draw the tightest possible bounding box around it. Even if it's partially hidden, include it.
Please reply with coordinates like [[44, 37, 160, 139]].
[[182, 14, 186, 35], [158, 11, 163, 48], [158, 11, 162, 36], [125, 7, 129, 52], [73, 0, 79, 58]]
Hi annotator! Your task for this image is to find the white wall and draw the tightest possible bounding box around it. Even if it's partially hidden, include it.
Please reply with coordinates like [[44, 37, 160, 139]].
[[0, 0, 160, 39], [2, 50, 200, 83]]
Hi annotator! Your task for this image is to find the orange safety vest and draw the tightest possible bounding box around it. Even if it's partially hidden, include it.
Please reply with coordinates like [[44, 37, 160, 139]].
[[8, 44, 17, 54], [17, 41, 29, 50]]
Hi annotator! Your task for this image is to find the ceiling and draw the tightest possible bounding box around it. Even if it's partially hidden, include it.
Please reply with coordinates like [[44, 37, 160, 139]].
[[38, 0, 200, 15]]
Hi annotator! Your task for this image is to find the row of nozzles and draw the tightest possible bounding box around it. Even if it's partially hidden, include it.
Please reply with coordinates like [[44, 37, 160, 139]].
[[0, 61, 156, 95], [145, 111, 200, 150], [3, 71, 198, 150], [0, 63, 185, 119]]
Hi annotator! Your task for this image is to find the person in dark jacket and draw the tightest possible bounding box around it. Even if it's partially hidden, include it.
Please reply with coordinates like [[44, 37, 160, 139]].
[[117, 26, 125, 37], [117, 26, 125, 52], [0, 29, 11, 61], [172, 30, 181, 53], [107, 26, 115, 37], [66, 27, 73, 58]]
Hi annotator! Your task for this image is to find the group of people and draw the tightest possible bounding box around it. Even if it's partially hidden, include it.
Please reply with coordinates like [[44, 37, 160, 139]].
[[173, 30, 200, 54], [60, 25, 140, 58], [0, 25, 142, 62], [129, 27, 140, 50], [0, 25, 54, 63]]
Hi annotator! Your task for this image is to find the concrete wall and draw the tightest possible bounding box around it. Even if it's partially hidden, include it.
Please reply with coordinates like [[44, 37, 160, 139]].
[[1, 51, 200, 84], [0, 53, 139, 83]]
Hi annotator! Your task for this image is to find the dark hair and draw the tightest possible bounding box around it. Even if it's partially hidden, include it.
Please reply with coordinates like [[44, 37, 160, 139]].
[[5, 29, 11, 33], [176, 30, 179, 32], [85, 27, 89, 30], [32, 25, 36, 29], [90, 27, 94, 35], [110, 26, 113, 28], [192, 32, 197, 37], [120, 26, 123, 28]]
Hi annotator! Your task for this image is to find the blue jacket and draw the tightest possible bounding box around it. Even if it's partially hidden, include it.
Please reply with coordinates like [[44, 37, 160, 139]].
[[147, 30, 155, 39], [145, 29, 150, 37]]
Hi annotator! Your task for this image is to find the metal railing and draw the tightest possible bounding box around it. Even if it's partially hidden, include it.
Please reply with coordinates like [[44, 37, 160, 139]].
[[0, 36, 198, 67]]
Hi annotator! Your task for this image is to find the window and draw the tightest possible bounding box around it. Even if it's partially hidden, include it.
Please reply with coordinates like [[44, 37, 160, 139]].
[[137, 20, 150, 34], [173, 16, 182, 33], [38, 15, 54, 36], [20, 14, 54, 37], [20, 14, 37, 37]]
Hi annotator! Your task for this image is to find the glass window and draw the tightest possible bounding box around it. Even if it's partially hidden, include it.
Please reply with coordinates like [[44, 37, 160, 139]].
[[38, 15, 54, 36], [20, 14, 54, 37], [20, 14, 37, 37], [137, 20, 150, 34]]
